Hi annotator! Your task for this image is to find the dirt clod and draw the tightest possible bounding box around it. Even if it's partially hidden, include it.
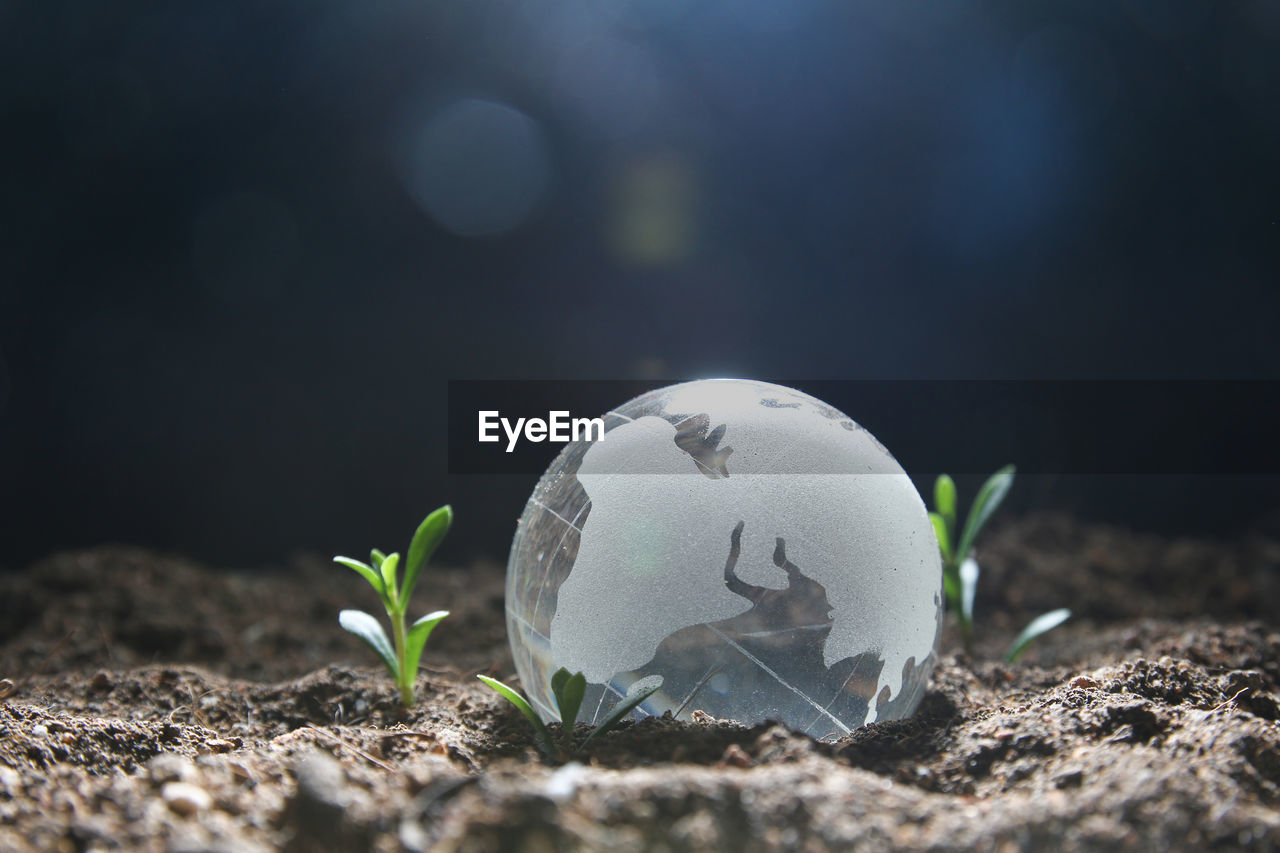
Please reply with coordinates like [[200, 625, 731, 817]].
[[162, 781, 212, 816]]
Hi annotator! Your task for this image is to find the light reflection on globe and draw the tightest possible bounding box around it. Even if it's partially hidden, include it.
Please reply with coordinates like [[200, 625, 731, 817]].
[[505, 379, 942, 739]]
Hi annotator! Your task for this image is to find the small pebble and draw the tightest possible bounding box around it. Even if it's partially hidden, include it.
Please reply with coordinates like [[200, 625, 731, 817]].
[[148, 754, 197, 785], [162, 781, 212, 816], [292, 749, 351, 814], [400, 818, 429, 853], [720, 743, 752, 768], [202, 738, 238, 754], [543, 762, 588, 802], [31, 724, 48, 738]]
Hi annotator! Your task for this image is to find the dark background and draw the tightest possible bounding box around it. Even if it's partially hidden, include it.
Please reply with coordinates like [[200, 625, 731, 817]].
[[2, 0, 1278, 569]]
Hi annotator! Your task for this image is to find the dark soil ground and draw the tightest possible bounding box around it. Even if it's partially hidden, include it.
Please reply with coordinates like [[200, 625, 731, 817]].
[[2, 512, 1280, 851]]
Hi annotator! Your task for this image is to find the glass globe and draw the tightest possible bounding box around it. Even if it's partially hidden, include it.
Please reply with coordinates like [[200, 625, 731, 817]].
[[505, 379, 941, 739]]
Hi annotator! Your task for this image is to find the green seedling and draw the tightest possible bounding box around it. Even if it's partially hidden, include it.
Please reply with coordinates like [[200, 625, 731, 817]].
[[929, 466, 1070, 661], [478, 668, 663, 759], [334, 505, 452, 706]]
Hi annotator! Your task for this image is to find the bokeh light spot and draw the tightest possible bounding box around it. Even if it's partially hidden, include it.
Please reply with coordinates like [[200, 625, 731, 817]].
[[397, 98, 550, 237], [607, 155, 696, 267], [632, 357, 668, 380]]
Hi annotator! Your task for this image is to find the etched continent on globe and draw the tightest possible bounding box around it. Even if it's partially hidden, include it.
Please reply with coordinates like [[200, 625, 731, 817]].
[[506, 379, 942, 738]]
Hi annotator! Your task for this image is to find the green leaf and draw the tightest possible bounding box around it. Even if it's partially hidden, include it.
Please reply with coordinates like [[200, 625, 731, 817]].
[[934, 474, 957, 535], [338, 610, 399, 680], [403, 505, 452, 604], [1006, 608, 1071, 663], [582, 677, 664, 750], [379, 553, 400, 605], [955, 464, 1016, 566], [552, 669, 587, 729], [370, 549, 387, 569], [477, 675, 554, 755], [929, 512, 953, 566], [334, 557, 383, 597], [403, 610, 449, 683], [959, 557, 979, 627], [550, 667, 569, 698]]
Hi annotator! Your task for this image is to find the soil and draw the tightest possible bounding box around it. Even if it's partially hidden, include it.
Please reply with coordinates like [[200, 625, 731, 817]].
[[2, 512, 1279, 851]]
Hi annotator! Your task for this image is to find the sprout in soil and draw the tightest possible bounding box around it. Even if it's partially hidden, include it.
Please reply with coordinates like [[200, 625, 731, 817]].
[[929, 465, 1070, 661], [334, 505, 452, 707], [478, 668, 663, 760]]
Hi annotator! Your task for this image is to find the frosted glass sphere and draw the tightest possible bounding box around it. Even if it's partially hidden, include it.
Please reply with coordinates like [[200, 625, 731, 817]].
[[505, 379, 941, 739]]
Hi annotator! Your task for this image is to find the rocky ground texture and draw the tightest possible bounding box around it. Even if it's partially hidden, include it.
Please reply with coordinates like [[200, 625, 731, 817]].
[[1, 513, 1279, 851]]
